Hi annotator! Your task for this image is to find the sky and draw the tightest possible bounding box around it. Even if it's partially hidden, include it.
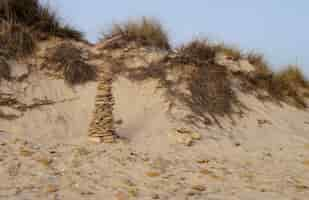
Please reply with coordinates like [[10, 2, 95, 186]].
[[41, 0, 309, 75]]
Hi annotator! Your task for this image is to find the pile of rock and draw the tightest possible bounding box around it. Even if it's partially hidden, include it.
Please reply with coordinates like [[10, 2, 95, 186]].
[[88, 71, 116, 143]]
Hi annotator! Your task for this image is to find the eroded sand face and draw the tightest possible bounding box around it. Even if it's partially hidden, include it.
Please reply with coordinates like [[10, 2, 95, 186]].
[[0, 42, 309, 200]]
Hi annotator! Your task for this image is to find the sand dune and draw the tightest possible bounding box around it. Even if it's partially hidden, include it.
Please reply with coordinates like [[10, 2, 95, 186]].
[[0, 39, 309, 200]]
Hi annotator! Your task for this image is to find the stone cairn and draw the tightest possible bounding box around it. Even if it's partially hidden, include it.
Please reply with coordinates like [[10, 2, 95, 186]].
[[88, 68, 116, 143]]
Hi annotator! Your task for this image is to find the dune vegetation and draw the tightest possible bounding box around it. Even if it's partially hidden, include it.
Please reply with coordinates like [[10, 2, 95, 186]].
[[103, 17, 170, 50], [0, 0, 83, 58], [45, 43, 97, 85], [175, 38, 308, 108], [0, 0, 308, 106]]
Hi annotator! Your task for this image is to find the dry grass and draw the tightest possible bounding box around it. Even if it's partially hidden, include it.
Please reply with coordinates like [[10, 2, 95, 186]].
[[178, 39, 216, 62], [64, 60, 97, 85], [103, 17, 170, 49], [112, 48, 235, 126], [48, 43, 82, 69], [0, 21, 35, 58], [0, 0, 83, 41], [270, 79, 306, 108], [178, 40, 308, 109], [188, 63, 234, 116], [244, 63, 308, 108], [246, 52, 271, 74], [212, 43, 242, 60], [0, 56, 10, 80], [275, 66, 308, 88], [271, 66, 308, 107], [46, 43, 96, 84], [170, 39, 238, 117], [52, 25, 83, 41], [178, 39, 242, 65]]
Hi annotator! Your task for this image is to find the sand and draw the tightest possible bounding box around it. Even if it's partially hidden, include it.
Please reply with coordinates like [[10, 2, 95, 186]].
[[0, 41, 309, 200]]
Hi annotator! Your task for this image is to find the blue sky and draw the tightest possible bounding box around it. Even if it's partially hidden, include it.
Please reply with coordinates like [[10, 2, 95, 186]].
[[41, 0, 308, 75]]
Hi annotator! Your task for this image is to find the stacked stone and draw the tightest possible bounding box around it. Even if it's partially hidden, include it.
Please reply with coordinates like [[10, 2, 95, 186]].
[[88, 70, 116, 143]]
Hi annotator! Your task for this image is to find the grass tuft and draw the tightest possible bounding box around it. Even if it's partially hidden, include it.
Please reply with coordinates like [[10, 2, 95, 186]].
[[103, 17, 170, 49], [63, 60, 97, 85], [46, 43, 97, 85], [175, 42, 309, 109], [0, 0, 83, 41], [0, 21, 35, 58], [244, 63, 308, 108], [189, 63, 234, 116], [245, 52, 271, 74], [53, 25, 84, 41], [212, 43, 242, 61], [178, 39, 242, 64], [178, 39, 216, 61], [271, 66, 308, 107], [48, 43, 82, 68], [275, 65, 308, 88], [173, 39, 239, 116]]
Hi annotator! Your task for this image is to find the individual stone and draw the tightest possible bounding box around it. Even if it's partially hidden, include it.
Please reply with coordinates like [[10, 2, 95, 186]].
[[191, 185, 206, 192], [35, 156, 53, 167], [46, 185, 58, 193], [88, 136, 102, 143], [176, 127, 189, 134], [173, 128, 202, 144], [177, 135, 193, 146], [196, 159, 209, 164], [145, 171, 161, 177], [115, 191, 128, 200], [191, 132, 202, 140]]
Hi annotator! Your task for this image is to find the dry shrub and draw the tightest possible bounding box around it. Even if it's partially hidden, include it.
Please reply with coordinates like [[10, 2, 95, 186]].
[[47, 43, 96, 84], [48, 43, 82, 68], [174, 39, 236, 116], [0, 0, 39, 24], [0, 57, 10, 80], [270, 78, 306, 108], [64, 60, 97, 84], [275, 66, 308, 88], [0, 0, 83, 41], [104, 17, 170, 49], [244, 64, 308, 108], [271, 66, 308, 108], [213, 43, 242, 60], [0, 21, 35, 58], [112, 53, 235, 126], [53, 25, 83, 41], [189, 63, 233, 116], [246, 52, 271, 74], [176, 41, 309, 109], [177, 39, 243, 66], [178, 39, 216, 62]]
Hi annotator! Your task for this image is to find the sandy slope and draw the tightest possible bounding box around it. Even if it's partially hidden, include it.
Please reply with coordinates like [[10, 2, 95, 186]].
[[0, 42, 309, 200]]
